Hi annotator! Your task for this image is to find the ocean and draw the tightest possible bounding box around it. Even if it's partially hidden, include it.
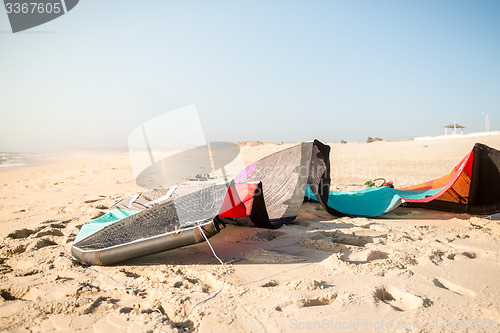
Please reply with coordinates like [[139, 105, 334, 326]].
[[0, 152, 39, 169]]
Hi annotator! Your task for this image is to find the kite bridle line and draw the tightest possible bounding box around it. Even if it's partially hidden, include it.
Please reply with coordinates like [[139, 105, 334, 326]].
[[178, 225, 228, 327]]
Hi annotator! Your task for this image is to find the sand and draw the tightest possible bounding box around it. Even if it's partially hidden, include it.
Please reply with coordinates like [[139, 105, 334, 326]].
[[1, 136, 500, 332]]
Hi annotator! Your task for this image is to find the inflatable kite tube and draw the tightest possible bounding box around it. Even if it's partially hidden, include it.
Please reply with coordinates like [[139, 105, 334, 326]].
[[72, 221, 220, 266]]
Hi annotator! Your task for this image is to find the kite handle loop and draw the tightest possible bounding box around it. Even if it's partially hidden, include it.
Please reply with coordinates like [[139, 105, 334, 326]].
[[179, 226, 228, 327], [365, 178, 388, 187]]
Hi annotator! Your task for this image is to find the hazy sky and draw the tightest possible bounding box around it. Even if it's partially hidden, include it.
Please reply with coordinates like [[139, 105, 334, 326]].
[[1, 0, 499, 152]]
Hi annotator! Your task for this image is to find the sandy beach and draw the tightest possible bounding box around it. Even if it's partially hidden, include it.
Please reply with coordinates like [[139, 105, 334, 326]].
[[1, 136, 500, 332]]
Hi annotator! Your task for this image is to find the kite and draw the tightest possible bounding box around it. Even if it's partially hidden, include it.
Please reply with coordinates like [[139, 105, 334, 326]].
[[305, 143, 500, 216], [72, 141, 500, 265]]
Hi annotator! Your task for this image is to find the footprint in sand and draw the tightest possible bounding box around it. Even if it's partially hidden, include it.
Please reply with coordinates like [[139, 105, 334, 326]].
[[261, 280, 280, 288], [4, 244, 27, 256], [300, 230, 373, 253], [7, 227, 42, 239], [7, 221, 68, 240], [4, 223, 66, 255], [301, 230, 390, 267], [276, 293, 337, 311], [426, 250, 446, 265], [261, 279, 331, 291], [374, 286, 424, 311], [76, 282, 101, 296], [0, 260, 13, 274], [344, 250, 389, 264], [84, 198, 103, 203], [119, 269, 141, 279], [224, 228, 285, 243], [426, 249, 482, 265], [26, 237, 58, 251], [307, 229, 386, 248], [300, 294, 337, 307], [35, 228, 64, 238], [461, 251, 481, 259], [0, 285, 29, 301], [42, 220, 70, 229], [300, 234, 351, 253], [433, 278, 476, 297], [14, 267, 41, 277], [244, 249, 306, 264], [323, 230, 374, 246], [447, 251, 482, 260]]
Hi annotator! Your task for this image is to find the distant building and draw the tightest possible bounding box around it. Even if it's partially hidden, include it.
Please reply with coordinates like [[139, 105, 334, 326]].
[[444, 122, 465, 135]]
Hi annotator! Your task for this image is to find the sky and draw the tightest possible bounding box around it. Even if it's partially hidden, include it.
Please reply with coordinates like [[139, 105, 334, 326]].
[[0, 0, 499, 152]]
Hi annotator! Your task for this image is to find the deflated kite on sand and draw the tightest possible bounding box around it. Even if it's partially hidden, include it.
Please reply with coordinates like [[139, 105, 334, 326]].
[[72, 140, 500, 265]]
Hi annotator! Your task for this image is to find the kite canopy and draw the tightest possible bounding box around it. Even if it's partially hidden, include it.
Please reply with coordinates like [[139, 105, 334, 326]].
[[404, 143, 500, 215], [72, 140, 500, 265], [304, 142, 500, 217], [72, 140, 332, 265]]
